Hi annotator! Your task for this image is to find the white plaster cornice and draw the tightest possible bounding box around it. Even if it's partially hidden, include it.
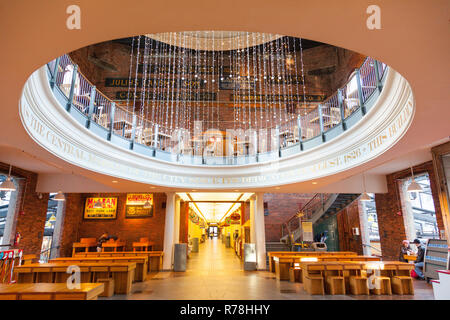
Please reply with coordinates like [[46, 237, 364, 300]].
[[19, 66, 415, 189]]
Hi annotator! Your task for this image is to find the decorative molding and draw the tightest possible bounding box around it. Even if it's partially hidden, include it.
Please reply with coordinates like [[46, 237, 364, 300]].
[[19, 66, 415, 189]]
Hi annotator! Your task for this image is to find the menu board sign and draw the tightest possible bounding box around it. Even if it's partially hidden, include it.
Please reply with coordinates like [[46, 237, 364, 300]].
[[84, 197, 118, 219], [125, 194, 153, 218]]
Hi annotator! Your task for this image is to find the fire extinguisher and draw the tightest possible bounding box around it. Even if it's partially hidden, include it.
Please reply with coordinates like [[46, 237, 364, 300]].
[[14, 232, 21, 246]]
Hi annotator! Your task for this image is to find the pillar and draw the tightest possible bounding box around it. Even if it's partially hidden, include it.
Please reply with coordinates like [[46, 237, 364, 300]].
[[250, 198, 256, 243], [173, 196, 181, 245], [358, 200, 372, 256], [162, 192, 176, 270], [0, 181, 19, 248], [255, 192, 267, 270], [400, 181, 416, 241], [50, 200, 65, 259]]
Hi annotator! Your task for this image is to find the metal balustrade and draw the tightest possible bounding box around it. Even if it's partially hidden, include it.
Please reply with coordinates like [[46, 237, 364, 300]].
[[46, 54, 388, 166]]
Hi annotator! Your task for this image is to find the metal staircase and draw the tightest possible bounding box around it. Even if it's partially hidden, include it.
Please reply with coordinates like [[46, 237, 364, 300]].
[[279, 193, 361, 243]]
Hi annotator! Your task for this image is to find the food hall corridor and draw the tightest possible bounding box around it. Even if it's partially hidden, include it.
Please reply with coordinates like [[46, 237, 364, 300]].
[[103, 238, 434, 300]]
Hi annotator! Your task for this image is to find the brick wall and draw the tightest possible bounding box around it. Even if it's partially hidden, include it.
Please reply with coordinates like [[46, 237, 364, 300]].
[[0, 162, 49, 256], [375, 161, 443, 260], [59, 192, 167, 256], [58, 193, 84, 257], [336, 199, 364, 255], [263, 193, 315, 242]]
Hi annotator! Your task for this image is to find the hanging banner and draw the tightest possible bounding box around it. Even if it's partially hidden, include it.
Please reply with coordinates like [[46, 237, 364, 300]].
[[302, 221, 313, 242], [125, 194, 153, 218], [84, 197, 118, 219]]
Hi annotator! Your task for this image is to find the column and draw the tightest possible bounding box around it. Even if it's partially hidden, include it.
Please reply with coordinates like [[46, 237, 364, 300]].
[[162, 192, 176, 270], [400, 182, 416, 241], [49, 200, 66, 259], [250, 197, 256, 243], [358, 200, 372, 256], [173, 196, 181, 244], [255, 192, 267, 270]]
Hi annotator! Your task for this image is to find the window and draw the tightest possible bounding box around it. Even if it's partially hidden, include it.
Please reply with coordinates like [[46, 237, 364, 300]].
[[400, 173, 439, 240]]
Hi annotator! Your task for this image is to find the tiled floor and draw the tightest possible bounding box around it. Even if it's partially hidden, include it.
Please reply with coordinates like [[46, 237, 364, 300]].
[[104, 238, 435, 300]]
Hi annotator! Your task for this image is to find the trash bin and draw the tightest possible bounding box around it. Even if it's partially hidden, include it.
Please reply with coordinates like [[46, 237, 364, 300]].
[[244, 243, 257, 271], [225, 235, 231, 248], [173, 243, 187, 272], [191, 237, 199, 253]]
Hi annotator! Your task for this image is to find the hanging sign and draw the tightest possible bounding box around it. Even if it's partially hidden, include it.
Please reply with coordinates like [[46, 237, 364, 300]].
[[125, 194, 153, 218], [302, 221, 313, 242], [84, 197, 118, 219]]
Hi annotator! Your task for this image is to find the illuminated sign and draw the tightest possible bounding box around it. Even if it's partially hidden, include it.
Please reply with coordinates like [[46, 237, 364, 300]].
[[125, 194, 153, 218], [126, 193, 153, 205], [84, 197, 118, 219]]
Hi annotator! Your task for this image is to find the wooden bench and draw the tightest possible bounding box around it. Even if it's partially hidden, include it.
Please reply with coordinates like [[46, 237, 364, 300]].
[[101, 239, 126, 252], [14, 262, 136, 295], [72, 238, 97, 256], [0, 283, 104, 300], [299, 261, 414, 296], [132, 238, 155, 252], [74, 251, 163, 272], [50, 256, 148, 282]]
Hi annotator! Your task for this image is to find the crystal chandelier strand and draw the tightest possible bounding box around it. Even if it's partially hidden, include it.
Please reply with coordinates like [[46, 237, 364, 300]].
[[126, 36, 135, 112], [132, 35, 141, 116]]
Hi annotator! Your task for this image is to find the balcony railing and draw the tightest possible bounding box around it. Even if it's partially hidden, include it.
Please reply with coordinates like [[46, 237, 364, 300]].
[[46, 54, 387, 166]]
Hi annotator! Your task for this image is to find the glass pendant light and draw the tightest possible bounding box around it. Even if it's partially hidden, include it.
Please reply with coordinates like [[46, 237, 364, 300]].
[[0, 165, 16, 191], [53, 191, 65, 201], [407, 167, 423, 193], [360, 192, 372, 201]]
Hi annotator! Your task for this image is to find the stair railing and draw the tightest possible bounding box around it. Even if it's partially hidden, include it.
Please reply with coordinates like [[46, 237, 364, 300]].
[[281, 194, 333, 240]]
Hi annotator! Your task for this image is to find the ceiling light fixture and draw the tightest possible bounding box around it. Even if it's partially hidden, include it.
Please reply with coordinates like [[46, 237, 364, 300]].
[[0, 165, 16, 191], [53, 191, 66, 201], [407, 167, 423, 193]]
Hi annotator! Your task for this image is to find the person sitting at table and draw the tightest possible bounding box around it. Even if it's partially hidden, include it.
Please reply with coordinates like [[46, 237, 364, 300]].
[[412, 239, 425, 280], [96, 231, 110, 252], [399, 240, 412, 262]]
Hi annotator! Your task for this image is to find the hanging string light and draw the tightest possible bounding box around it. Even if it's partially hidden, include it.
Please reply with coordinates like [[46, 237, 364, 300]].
[[116, 32, 315, 157]]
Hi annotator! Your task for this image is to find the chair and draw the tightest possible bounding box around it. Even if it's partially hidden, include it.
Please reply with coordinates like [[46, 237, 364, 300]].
[[324, 265, 345, 295], [370, 276, 392, 295], [349, 275, 370, 295], [392, 276, 414, 295], [303, 266, 325, 295]]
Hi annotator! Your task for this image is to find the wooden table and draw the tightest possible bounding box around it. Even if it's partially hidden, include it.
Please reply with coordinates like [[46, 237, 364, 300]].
[[268, 251, 357, 273], [50, 256, 148, 282], [14, 262, 136, 295], [74, 251, 163, 272], [275, 255, 380, 281], [403, 254, 417, 263], [0, 283, 104, 300]]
